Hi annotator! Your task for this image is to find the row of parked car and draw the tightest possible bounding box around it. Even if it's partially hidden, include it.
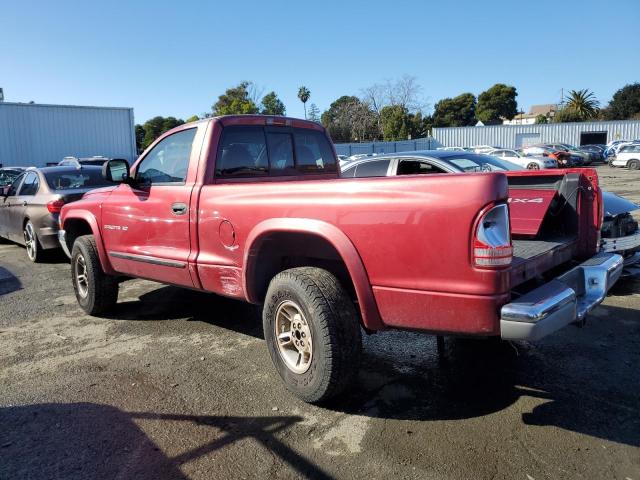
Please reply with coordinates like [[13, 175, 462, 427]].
[[0, 158, 112, 261], [1, 145, 639, 272]]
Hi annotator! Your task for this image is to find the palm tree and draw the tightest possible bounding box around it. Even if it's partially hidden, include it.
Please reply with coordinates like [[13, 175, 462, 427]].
[[298, 86, 311, 119], [564, 89, 599, 120]]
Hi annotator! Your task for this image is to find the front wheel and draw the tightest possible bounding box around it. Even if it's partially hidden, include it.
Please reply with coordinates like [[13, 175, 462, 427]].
[[263, 267, 362, 403], [71, 235, 119, 315], [526, 162, 540, 170]]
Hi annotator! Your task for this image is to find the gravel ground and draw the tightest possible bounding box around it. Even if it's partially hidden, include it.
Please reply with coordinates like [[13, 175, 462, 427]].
[[1, 164, 639, 480]]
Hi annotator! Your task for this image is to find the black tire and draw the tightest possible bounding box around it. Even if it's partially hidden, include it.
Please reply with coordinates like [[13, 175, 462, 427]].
[[263, 267, 362, 403], [526, 162, 540, 170], [628, 159, 640, 170], [71, 235, 118, 315], [24, 220, 45, 263]]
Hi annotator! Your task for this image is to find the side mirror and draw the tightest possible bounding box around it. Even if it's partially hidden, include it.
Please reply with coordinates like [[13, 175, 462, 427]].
[[103, 159, 131, 183]]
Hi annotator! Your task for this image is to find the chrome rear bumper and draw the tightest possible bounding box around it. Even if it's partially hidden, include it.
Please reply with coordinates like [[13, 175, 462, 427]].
[[500, 253, 623, 341], [58, 229, 72, 259]]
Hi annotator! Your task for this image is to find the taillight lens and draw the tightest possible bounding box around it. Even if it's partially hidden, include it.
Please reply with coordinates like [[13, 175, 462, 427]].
[[47, 199, 65, 213], [473, 204, 512, 268]]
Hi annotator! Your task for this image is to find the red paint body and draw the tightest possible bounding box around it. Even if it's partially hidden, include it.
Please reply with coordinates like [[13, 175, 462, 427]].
[[60, 116, 602, 336]]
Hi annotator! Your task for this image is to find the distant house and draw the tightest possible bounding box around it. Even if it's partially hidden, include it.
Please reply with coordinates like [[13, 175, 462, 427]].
[[503, 104, 558, 125]]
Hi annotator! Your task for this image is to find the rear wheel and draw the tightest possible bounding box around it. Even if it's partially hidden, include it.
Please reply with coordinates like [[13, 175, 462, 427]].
[[263, 267, 362, 403], [24, 221, 44, 263], [526, 162, 540, 170], [628, 159, 640, 170], [71, 235, 119, 315]]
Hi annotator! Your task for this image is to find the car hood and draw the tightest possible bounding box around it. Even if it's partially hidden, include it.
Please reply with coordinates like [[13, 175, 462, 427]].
[[602, 191, 640, 217]]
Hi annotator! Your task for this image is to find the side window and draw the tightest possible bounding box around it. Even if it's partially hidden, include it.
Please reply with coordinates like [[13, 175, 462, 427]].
[[354, 160, 390, 177], [397, 160, 446, 175], [137, 128, 197, 185], [7, 173, 25, 196], [216, 126, 268, 177], [19, 172, 39, 196]]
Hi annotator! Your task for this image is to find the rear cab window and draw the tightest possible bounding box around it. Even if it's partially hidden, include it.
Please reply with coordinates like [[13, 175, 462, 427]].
[[215, 125, 337, 179]]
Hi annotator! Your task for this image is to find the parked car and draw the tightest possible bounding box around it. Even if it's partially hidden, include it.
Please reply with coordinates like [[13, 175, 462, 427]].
[[58, 156, 111, 167], [59, 116, 622, 403], [471, 145, 500, 154], [0, 167, 27, 192], [609, 144, 640, 170], [341, 151, 524, 178], [487, 149, 557, 170], [544, 143, 591, 165], [580, 144, 606, 162], [600, 192, 640, 274], [0, 165, 112, 261], [521, 145, 574, 167]]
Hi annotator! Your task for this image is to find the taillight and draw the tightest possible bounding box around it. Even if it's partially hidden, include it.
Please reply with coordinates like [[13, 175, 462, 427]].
[[473, 204, 512, 268], [47, 199, 65, 213]]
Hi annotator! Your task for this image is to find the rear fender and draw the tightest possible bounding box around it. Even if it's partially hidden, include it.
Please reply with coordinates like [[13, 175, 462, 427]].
[[243, 218, 384, 330]]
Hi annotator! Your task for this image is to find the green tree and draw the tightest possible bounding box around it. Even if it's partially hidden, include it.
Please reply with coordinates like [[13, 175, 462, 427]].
[[135, 124, 145, 153], [476, 84, 518, 124], [141, 116, 185, 150], [563, 89, 599, 120], [380, 105, 409, 141], [604, 83, 640, 120], [260, 91, 286, 115], [307, 103, 321, 123], [185, 115, 200, 123], [535, 114, 548, 124], [432, 93, 477, 127], [212, 81, 259, 116], [321, 95, 360, 143], [553, 107, 584, 123], [298, 86, 311, 119]]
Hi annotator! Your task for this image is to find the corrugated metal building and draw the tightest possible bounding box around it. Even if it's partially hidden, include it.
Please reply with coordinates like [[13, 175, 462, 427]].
[[432, 120, 640, 149], [0, 102, 137, 167]]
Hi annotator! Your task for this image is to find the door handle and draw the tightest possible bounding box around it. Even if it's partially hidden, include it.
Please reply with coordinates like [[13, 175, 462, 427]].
[[171, 202, 188, 215]]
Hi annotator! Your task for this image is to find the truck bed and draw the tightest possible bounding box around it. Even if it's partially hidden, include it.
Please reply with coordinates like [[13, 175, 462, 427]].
[[511, 236, 578, 286]]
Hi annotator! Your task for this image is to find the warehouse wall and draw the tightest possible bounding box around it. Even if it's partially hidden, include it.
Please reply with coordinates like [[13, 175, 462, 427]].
[[432, 120, 640, 149], [0, 102, 137, 167]]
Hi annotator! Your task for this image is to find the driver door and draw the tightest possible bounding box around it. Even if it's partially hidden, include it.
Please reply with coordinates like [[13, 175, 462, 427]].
[[101, 126, 203, 287]]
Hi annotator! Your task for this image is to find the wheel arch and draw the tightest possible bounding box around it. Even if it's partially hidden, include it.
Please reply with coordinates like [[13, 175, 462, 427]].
[[243, 218, 384, 331], [63, 211, 115, 274]]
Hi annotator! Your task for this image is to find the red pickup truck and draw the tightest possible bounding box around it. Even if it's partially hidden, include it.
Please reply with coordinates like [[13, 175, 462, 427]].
[[59, 115, 623, 402]]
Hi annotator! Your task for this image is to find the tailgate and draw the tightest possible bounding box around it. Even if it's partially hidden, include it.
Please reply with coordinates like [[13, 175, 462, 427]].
[[505, 169, 601, 287]]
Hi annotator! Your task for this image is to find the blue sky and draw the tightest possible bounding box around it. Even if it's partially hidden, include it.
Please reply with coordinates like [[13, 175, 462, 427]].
[[2, 0, 639, 124]]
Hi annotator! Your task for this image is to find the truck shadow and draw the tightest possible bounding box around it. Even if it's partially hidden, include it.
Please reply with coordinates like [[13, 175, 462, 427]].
[[0, 403, 333, 480], [0, 265, 22, 296], [327, 307, 640, 448], [107, 285, 264, 339]]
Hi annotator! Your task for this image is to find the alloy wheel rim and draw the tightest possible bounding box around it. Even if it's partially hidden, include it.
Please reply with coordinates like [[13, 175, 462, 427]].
[[75, 254, 89, 298], [274, 300, 313, 374], [24, 224, 36, 260]]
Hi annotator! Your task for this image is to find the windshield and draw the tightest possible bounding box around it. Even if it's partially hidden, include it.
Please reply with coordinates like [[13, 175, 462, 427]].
[[44, 169, 112, 191], [444, 154, 523, 172], [0, 169, 24, 186]]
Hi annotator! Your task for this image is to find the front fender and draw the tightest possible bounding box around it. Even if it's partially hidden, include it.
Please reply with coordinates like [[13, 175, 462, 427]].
[[243, 218, 384, 330], [62, 210, 116, 275]]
